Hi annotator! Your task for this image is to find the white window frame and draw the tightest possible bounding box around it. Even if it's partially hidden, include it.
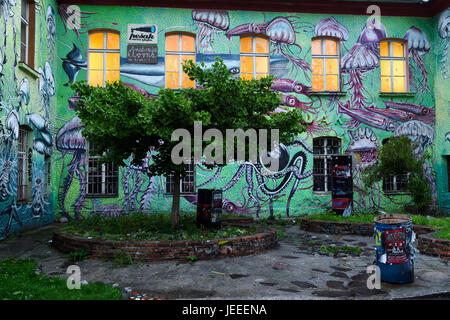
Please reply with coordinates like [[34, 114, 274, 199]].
[[87, 30, 120, 87], [17, 126, 32, 202], [240, 35, 270, 79], [165, 32, 196, 89], [86, 143, 119, 197], [20, 0, 30, 65], [311, 36, 340, 92], [380, 39, 409, 93], [313, 137, 341, 193], [166, 162, 196, 195]]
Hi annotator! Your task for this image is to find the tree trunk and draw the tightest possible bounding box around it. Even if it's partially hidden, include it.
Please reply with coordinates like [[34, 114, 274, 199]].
[[171, 173, 181, 228]]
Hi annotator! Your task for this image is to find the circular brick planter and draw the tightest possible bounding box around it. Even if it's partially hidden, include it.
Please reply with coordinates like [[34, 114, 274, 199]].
[[298, 217, 449, 259], [221, 217, 254, 225], [52, 226, 278, 262]]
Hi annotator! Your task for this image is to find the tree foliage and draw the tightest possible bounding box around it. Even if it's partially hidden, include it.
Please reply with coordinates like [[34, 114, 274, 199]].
[[361, 135, 432, 213], [71, 58, 306, 226]]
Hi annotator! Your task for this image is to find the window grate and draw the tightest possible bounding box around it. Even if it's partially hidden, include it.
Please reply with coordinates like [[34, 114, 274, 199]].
[[313, 137, 341, 192], [166, 162, 196, 195], [86, 143, 119, 197]]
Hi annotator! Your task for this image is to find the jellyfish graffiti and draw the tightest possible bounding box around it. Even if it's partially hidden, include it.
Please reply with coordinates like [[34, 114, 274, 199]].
[[46, 5, 56, 54], [26, 113, 53, 156], [341, 43, 379, 109], [314, 17, 349, 42], [57, 3, 118, 55], [403, 26, 431, 94], [346, 127, 381, 210], [18, 78, 30, 107], [1, 0, 19, 87], [38, 62, 55, 117], [192, 9, 230, 53], [438, 9, 450, 78], [56, 116, 87, 219], [357, 19, 387, 54], [226, 16, 314, 80]]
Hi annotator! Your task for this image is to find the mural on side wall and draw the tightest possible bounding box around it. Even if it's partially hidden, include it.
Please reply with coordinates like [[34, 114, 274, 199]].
[[0, 0, 56, 239]]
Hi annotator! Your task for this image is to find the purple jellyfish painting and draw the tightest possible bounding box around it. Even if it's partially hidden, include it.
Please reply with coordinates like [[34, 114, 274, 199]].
[[357, 19, 387, 54], [341, 43, 379, 109], [56, 116, 87, 219], [58, 3, 118, 55], [192, 10, 230, 53], [226, 16, 314, 80], [314, 17, 349, 42], [403, 26, 431, 94], [438, 9, 450, 78]]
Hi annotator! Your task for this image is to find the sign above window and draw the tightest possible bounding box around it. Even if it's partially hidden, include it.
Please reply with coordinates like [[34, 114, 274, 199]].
[[127, 24, 158, 44]]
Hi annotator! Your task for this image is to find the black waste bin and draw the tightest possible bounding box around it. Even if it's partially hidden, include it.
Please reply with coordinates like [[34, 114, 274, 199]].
[[196, 189, 222, 229]]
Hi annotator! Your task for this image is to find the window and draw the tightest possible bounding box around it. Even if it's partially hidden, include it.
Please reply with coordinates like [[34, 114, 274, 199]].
[[20, 0, 35, 67], [311, 37, 340, 92], [165, 32, 195, 89], [240, 35, 269, 80], [17, 126, 32, 202], [381, 138, 409, 193], [88, 30, 120, 87], [380, 39, 408, 93], [313, 137, 341, 192], [166, 162, 196, 194], [44, 156, 51, 197], [86, 143, 119, 197]]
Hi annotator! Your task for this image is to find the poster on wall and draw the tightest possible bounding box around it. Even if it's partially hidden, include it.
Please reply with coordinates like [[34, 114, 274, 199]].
[[127, 45, 158, 64], [127, 24, 158, 44]]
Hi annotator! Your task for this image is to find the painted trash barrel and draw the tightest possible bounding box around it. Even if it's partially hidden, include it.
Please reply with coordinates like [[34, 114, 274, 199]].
[[374, 214, 416, 284]]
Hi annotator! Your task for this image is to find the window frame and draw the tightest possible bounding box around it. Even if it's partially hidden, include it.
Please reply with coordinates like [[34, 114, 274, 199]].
[[311, 36, 341, 92], [20, 0, 35, 68], [86, 142, 119, 198], [17, 125, 33, 203], [239, 34, 270, 80], [87, 29, 120, 87], [165, 162, 196, 195], [164, 31, 196, 89], [313, 136, 341, 193], [381, 138, 410, 194], [379, 38, 409, 93]]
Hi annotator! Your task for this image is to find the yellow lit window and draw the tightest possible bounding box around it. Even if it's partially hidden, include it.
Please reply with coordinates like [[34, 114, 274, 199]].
[[240, 36, 269, 80], [380, 40, 408, 93], [88, 30, 120, 87], [165, 33, 195, 89], [311, 37, 340, 92]]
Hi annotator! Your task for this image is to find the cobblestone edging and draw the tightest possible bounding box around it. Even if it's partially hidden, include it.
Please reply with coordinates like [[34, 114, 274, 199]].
[[416, 233, 450, 260], [298, 218, 450, 259], [52, 226, 278, 262]]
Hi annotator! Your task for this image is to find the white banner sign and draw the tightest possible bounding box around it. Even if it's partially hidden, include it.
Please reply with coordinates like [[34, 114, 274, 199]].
[[127, 24, 158, 44]]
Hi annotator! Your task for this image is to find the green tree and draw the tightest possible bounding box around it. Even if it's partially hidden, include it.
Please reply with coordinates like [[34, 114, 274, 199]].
[[361, 136, 432, 214], [71, 58, 305, 227]]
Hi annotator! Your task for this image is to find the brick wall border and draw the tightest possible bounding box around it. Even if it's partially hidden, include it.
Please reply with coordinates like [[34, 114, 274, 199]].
[[298, 218, 449, 260], [52, 226, 278, 262]]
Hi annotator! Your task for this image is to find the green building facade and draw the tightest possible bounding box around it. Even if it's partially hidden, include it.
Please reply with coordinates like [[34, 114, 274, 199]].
[[0, 0, 449, 239]]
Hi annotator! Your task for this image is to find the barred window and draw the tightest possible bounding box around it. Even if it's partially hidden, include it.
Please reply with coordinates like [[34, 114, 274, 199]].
[[313, 137, 341, 192], [165, 32, 195, 89], [44, 155, 51, 197], [382, 138, 409, 193], [18, 126, 32, 202], [240, 35, 269, 80], [86, 143, 118, 197], [166, 162, 196, 194]]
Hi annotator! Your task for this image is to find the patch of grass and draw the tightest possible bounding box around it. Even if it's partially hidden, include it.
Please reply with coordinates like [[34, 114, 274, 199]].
[[185, 255, 198, 263], [319, 245, 362, 256], [62, 212, 259, 241], [297, 211, 450, 240], [68, 249, 91, 262], [276, 231, 288, 238], [0, 258, 122, 300], [112, 250, 134, 266]]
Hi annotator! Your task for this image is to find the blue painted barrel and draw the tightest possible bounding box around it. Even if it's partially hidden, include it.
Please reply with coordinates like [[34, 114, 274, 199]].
[[374, 214, 415, 284]]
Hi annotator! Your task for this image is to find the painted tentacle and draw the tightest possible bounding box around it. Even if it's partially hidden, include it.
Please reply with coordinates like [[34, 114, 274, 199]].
[[223, 165, 245, 191], [197, 166, 222, 188], [72, 164, 87, 218]]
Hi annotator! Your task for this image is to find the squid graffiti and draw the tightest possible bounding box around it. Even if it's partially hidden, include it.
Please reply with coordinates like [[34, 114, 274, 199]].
[[56, 116, 87, 219], [226, 16, 314, 80]]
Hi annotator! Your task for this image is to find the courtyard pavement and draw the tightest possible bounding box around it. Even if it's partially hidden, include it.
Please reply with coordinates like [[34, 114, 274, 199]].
[[0, 222, 449, 300]]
